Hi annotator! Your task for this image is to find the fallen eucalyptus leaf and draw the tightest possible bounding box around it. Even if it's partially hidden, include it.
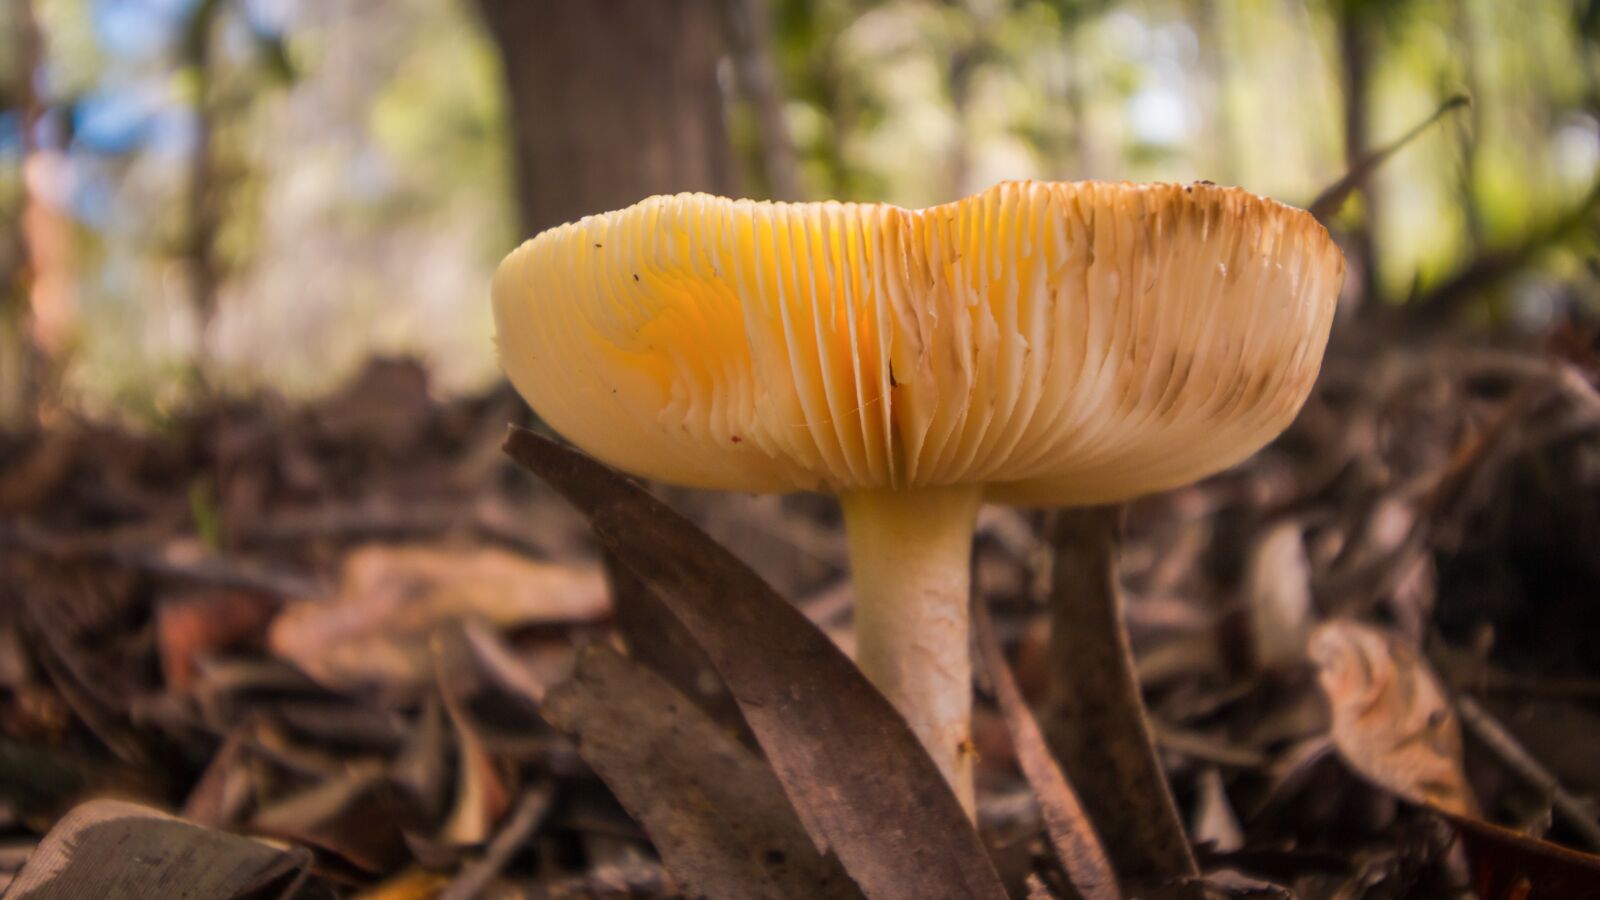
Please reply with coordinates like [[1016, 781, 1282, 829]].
[[503, 426, 1006, 900], [544, 645, 861, 900], [9, 799, 325, 899], [269, 543, 607, 694]]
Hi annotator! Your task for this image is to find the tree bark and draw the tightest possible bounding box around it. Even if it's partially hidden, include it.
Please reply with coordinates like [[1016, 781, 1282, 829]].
[[474, 0, 736, 235]]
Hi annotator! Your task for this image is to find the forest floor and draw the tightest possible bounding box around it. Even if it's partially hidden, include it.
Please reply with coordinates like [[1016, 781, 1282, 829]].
[[2, 320, 1600, 899]]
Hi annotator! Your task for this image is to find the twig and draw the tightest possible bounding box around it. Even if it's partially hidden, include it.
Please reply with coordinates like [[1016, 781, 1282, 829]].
[[975, 600, 1121, 900], [237, 499, 556, 560], [1308, 94, 1470, 223], [440, 785, 554, 900], [797, 578, 853, 626], [0, 523, 315, 598], [1453, 693, 1600, 850], [1148, 721, 1270, 770], [1478, 673, 1600, 703]]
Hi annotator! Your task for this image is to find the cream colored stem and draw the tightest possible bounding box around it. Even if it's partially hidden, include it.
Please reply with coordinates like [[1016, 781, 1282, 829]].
[[840, 485, 983, 816]]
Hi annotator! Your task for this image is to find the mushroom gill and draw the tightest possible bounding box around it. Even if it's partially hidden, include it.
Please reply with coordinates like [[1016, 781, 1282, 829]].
[[492, 180, 1343, 503]]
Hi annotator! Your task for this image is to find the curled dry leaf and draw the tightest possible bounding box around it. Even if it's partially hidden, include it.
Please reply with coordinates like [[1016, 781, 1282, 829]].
[[1307, 619, 1475, 816], [606, 550, 746, 734], [8, 799, 323, 899], [503, 426, 1007, 900], [268, 543, 607, 694], [390, 697, 450, 823], [544, 645, 862, 900]]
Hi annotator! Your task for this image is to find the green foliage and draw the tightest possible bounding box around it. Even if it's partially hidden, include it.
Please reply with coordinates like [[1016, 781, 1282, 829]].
[[8, 0, 1599, 417]]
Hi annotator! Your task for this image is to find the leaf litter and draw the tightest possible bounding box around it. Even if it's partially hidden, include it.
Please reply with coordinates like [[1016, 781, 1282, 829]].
[[0, 333, 1598, 897]]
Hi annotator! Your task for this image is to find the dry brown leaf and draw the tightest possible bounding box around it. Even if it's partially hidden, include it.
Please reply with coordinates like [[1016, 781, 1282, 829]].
[[606, 550, 746, 734], [1307, 619, 1475, 815], [252, 763, 423, 872], [8, 799, 323, 899], [269, 543, 607, 694], [544, 645, 862, 900], [503, 426, 1007, 900], [1143, 871, 1295, 899], [1026, 873, 1065, 900]]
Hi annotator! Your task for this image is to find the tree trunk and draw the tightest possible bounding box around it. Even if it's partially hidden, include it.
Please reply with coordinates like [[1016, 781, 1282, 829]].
[[5, 0, 73, 427], [474, 0, 736, 235], [1336, 3, 1380, 309], [183, 0, 223, 381], [718, 0, 800, 200]]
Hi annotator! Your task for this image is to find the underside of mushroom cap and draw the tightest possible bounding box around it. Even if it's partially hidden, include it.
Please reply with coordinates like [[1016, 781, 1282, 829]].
[[492, 180, 1344, 504]]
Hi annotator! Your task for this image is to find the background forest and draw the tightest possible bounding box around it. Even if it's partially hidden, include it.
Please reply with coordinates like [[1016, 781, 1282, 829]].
[[3, 0, 1597, 417], [2, 1, 1600, 899]]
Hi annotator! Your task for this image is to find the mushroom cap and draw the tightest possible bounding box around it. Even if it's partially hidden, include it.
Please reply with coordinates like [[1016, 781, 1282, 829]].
[[493, 180, 1343, 505]]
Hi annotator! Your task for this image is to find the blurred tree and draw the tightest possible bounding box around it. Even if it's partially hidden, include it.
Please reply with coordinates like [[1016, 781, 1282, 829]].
[[181, 0, 222, 380], [720, 0, 802, 200], [473, 0, 735, 234], [1333, 0, 1385, 310], [3, 0, 71, 427], [0, 1, 43, 428]]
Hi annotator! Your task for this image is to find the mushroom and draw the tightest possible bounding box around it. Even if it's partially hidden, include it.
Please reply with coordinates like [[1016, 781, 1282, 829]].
[[492, 180, 1344, 812]]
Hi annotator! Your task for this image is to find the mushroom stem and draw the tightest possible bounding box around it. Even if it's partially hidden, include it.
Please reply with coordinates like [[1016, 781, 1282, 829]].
[[840, 484, 984, 816]]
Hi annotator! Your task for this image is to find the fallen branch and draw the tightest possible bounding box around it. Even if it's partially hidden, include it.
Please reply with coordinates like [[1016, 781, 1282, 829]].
[[1407, 177, 1600, 322]]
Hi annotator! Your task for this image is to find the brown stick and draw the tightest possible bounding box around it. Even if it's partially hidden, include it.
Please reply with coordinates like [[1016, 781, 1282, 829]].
[[975, 601, 1121, 899]]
